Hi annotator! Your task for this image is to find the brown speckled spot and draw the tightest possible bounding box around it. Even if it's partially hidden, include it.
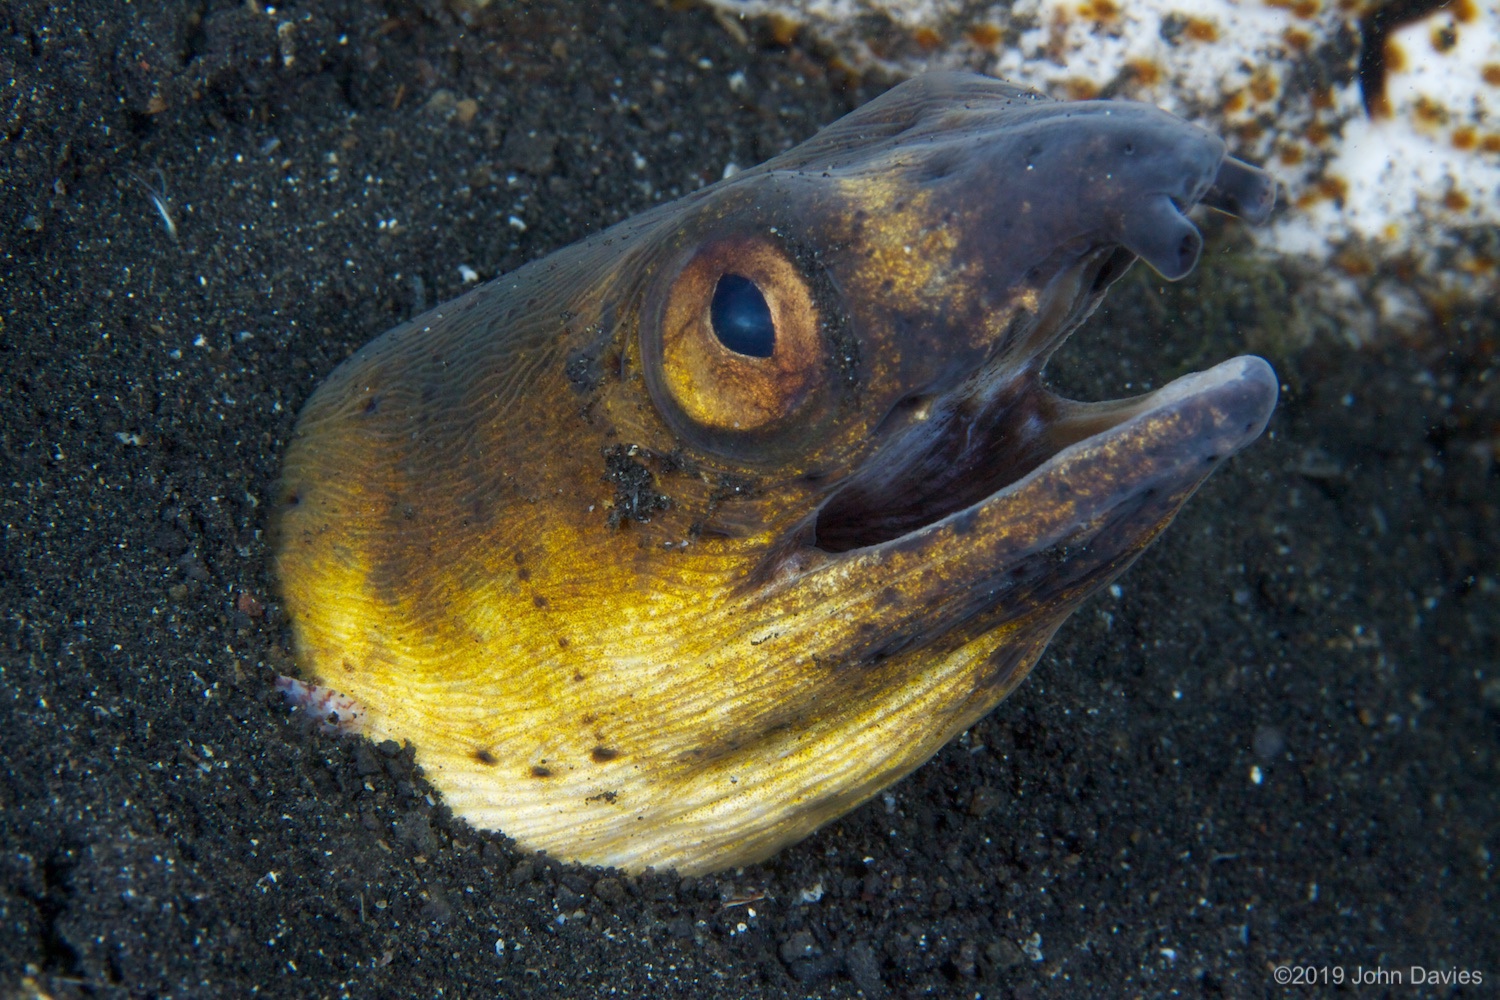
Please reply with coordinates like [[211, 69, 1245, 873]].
[[473, 748, 498, 766], [591, 746, 619, 763], [531, 765, 553, 778], [517, 567, 531, 582], [533, 594, 549, 608]]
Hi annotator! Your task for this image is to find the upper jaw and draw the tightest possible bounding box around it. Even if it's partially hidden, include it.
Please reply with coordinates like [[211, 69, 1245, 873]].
[[810, 246, 1119, 553], [808, 117, 1279, 556], [752, 73, 1283, 613]]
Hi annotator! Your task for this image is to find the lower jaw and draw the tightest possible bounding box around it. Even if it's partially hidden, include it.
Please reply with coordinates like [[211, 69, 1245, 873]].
[[819, 353, 1277, 560]]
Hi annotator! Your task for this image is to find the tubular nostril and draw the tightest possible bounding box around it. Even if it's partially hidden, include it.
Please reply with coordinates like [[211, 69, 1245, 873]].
[[1178, 231, 1203, 272], [1120, 196, 1204, 281], [1201, 155, 1278, 224]]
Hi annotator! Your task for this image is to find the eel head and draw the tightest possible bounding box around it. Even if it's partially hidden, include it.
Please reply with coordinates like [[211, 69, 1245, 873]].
[[274, 72, 1278, 875]]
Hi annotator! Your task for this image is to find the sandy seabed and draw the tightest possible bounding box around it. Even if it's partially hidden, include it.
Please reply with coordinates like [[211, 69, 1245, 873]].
[[2, 1, 1496, 996]]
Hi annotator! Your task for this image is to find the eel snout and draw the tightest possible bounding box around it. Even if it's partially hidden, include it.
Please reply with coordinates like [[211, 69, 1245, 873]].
[[814, 129, 1278, 555], [1202, 155, 1279, 225], [1119, 147, 1278, 281]]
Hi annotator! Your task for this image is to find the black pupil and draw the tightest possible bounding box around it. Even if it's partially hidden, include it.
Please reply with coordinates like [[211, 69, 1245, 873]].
[[709, 274, 775, 357]]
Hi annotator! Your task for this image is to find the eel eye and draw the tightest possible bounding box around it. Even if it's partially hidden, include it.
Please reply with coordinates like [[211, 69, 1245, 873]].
[[644, 236, 826, 442], [710, 274, 775, 357]]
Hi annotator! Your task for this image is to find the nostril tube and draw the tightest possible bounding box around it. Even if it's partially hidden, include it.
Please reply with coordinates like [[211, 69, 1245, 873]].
[[1121, 196, 1203, 281], [1201, 156, 1277, 224]]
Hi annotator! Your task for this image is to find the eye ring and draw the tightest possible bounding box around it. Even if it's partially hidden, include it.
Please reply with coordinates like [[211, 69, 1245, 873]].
[[642, 235, 827, 448]]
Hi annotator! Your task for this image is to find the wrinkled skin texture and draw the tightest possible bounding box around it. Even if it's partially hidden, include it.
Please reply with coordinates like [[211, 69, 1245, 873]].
[[274, 73, 1278, 875]]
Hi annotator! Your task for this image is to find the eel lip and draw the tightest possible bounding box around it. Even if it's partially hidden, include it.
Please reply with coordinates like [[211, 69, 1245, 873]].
[[816, 354, 1277, 574], [789, 355, 1276, 673], [886, 354, 1277, 557]]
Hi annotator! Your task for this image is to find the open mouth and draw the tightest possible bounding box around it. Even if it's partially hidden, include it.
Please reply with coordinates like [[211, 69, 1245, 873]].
[[813, 155, 1277, 555]]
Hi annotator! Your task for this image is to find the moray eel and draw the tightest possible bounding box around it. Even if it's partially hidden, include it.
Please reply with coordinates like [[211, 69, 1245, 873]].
[[274, 72, 1278, 875]]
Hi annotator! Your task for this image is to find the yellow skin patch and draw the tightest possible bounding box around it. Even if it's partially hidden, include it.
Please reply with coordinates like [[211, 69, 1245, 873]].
[[274, 73, 1279, 875]]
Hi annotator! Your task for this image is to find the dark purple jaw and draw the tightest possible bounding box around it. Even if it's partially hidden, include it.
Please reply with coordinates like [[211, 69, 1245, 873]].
[[798, 75, 1279, 553]]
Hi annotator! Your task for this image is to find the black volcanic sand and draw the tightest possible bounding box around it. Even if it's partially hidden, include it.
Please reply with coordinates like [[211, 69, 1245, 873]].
[[3, 2, 1496, 997]]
